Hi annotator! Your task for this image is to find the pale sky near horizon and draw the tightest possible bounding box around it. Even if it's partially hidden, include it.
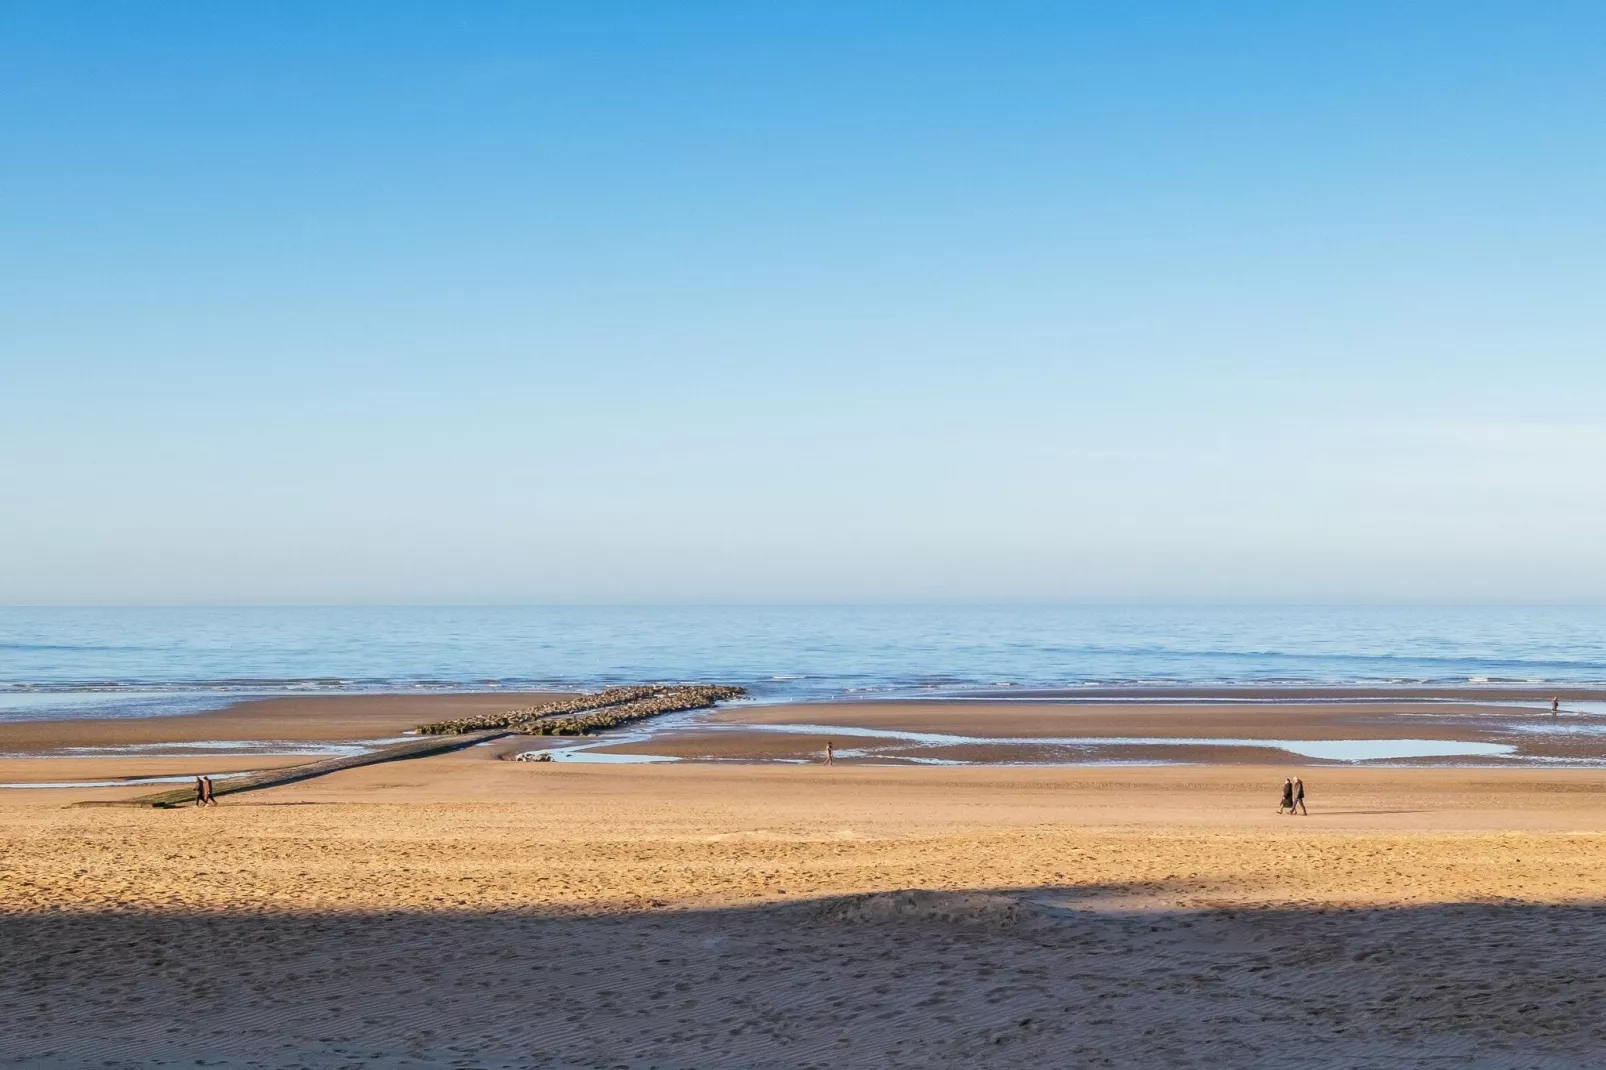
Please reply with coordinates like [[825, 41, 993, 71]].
[[3, 2, 1604, 604]]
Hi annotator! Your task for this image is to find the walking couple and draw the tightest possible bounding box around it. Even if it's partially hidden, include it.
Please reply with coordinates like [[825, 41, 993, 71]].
[[1278, 777, 1306, 815]]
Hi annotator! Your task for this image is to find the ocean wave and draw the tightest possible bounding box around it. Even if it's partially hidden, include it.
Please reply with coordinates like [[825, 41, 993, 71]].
[[6, 606, 1606, 714]]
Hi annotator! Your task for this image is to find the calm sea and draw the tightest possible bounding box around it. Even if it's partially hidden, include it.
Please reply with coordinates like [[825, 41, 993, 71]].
[[2, 604, 1605, 723]]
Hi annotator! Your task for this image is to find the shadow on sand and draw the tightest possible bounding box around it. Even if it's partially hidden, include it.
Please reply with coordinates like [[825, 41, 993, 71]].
[[4, 885, 1604, 1069]]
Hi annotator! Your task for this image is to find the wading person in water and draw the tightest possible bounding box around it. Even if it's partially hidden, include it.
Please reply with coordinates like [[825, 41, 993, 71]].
[[1553, 696, 1560, 716], [1293, 776, 1307, 815], [1278, 778, 1294, 814]]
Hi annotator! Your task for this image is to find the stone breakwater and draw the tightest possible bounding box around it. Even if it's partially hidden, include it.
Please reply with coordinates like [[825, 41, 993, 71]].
[[415, 687, 662, 735], [514, 685, 746, 737], [415, 685, 746, 737]]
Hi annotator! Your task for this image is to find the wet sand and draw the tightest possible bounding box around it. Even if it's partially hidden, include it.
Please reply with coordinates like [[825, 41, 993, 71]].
[[580, 696, 1606, 766], [961, 685, 1606, 701], [9, 689, 1606, 796], [713, 698, 1546, 739], [0, 691, 566, 753], [0, 753, 316, 785], [5, 750, 1606, 1067], [0, 693, 565, 798]]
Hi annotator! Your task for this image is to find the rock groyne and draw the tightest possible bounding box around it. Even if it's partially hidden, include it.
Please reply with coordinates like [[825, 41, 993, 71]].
[[416, 684, 745, 736], [86, 684, 745, 806], [514, 684, 745, 736]]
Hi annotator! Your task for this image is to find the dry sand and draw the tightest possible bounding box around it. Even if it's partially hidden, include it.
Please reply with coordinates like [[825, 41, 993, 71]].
[[6, 734, 1606, 1068], [6, 692, 1606, 1067]]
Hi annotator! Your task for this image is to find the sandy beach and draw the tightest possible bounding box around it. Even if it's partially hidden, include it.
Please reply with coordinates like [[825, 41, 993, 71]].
[[4, 692, 1606, 1067], [12, 0, 1604, 1061]]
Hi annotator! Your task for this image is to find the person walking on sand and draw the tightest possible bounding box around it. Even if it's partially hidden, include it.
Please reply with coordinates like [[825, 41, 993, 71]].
[[193, 776, 207, 807], [1278, 777, 1294, 814], [201, 775, 216, 807], [1293, 776, 1307, 816], [824, 740, 835, 765]]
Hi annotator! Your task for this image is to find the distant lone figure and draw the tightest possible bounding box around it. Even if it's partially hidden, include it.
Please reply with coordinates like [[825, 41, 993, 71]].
[[825, 740, 835, 765], [193, 776, 206, 807], [201, 776, 216, 807], [1293, 777, 1307, 816], [1552, 696, 1560, 716], [1278, 778, 1294, 814]]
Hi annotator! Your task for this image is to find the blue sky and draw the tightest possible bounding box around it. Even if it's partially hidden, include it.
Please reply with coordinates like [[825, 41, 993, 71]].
[[3, 2, 1603, 603]]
